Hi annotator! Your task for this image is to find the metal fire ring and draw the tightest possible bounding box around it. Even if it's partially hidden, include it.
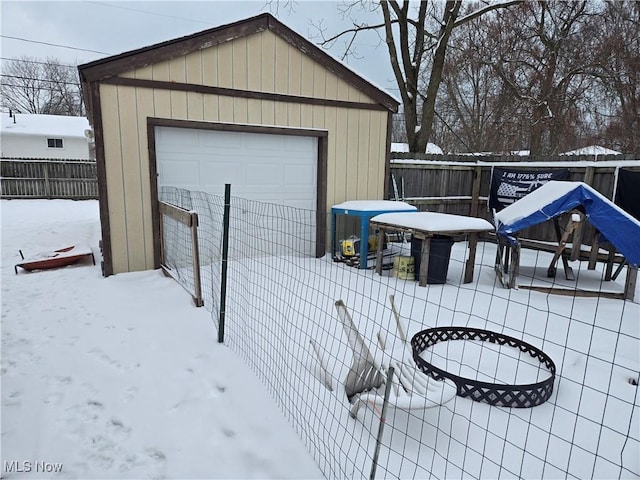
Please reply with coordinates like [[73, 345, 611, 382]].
[[411, 327, 556, 408]]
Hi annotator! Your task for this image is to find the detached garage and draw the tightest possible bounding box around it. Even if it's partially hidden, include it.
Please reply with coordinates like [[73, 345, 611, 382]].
[[79, 13, 398, 276]]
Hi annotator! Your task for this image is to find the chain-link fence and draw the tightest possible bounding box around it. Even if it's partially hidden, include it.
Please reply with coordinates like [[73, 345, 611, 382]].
[[160, 186, 639, 479]]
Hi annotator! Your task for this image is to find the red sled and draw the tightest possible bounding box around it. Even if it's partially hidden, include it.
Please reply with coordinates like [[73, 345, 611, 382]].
[[14, 245, 95, 274]]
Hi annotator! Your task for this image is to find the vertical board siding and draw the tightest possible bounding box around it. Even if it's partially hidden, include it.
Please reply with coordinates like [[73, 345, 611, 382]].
[[275, 102, 288, 125], [100, 83, 129, 274], [134, 86, 156, 269], [260, 99, 275, 126], [287, 103, 301, 127], [246, 35, 262, 91], [345, 108, 359, 200], [301, 104, 313, 128], [117, 84, 146, 272], [300, 56, 314, 97], [217, 42, 233, 88], [323, 106, 338, 206], [274, 35, 289, 94], [134, 65, 153, 80], [202, 47, 219, 87], [287, 46, 303, 123], [169, 57, 188, 119], [260, 30, 276, 93], [288, 47, 302, 95], [185, 51, 203, 82], [248, 99, 262, 124], [186, 51, 204, 121], [232, 37, 248, 90], [233, 98, 249, 124], [356, 109, 371, 200], [332, 107, 348, 203], [312, 62, 326, 128], [100, 29, 391, 274], [376, 112, 387, 199], [152, 61, 171, 81]]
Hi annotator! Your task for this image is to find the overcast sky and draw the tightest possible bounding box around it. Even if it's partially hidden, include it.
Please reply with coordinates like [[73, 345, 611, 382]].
[[1, 0, 398, 95]]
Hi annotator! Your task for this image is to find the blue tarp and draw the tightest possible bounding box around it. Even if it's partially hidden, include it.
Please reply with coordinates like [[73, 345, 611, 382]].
[[495, 181, 640, 267]]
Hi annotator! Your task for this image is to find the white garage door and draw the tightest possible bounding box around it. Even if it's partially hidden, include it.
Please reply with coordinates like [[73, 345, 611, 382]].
[[156, 126, 317, 210]]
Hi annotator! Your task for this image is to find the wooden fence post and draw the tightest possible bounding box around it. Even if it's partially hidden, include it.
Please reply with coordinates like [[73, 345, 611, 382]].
[[470, 166, 482, 217]]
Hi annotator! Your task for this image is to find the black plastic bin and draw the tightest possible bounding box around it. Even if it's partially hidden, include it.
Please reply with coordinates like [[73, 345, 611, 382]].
[[411, 235, 454, 284]]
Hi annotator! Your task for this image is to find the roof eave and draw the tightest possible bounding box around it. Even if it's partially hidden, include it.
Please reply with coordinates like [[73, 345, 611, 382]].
[[77, 13, 398, 113]]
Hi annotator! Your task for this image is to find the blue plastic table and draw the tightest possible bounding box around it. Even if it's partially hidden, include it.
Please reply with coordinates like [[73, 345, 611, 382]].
[[331, 200, 417, 269]]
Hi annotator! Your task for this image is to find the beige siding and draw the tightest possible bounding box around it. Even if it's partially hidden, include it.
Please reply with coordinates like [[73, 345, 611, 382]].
[[260, 31, 276, 93], [132, 74, 156, 269], [117, 85, 146, 272], [102, 29, 390, 273], [246, 35, 262, 91], [100, 84, 128, 274], [274, 35, 289, 94], [300, 56, 314, 97], [345, 108, 359, 198], [217, 42, 233, 88], [202, 48, 218, 87], [185, 52, 204, 120]]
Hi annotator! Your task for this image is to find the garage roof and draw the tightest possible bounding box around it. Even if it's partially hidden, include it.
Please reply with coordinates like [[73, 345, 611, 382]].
[[78, 13, 398, 112]]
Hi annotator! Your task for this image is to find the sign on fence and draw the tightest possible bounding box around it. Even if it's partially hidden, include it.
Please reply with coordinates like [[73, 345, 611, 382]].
[[615, 168, 640, 221], [489, 167, 569, 212]]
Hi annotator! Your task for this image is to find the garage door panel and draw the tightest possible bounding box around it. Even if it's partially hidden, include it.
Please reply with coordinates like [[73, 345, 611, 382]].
[[245, 168, 282, 187], [156, 126, 317, 211], [244, 132, 283, 151], [283, 135, 315, 152], [201, 164, 245, 186], [199, 130, 238, 150], [159, 160, 201, 186], [158, 128, 199, 147], [284, 164, 315, 185]]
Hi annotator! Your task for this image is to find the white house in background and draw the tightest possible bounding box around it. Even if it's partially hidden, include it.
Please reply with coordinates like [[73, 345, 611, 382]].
[[560, 145, 622, 156], [0, 112, 91, 160], [391, 142, 444, 154]]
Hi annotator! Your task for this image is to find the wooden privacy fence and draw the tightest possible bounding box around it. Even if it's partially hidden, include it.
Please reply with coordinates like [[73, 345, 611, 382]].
[[0, 158, 98, 199], [389, 152, 640, 243]]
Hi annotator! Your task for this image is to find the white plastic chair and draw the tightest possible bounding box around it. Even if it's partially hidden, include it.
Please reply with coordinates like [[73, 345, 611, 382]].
[[311, 296, 457, 419]]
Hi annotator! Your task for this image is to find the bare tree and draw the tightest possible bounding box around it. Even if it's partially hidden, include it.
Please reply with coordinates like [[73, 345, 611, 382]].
[[485, 1, 602, 155], [314, 0, 522, 153], [592, 1, 639, 153], [1, 56, 84, 116], [436, 10, 522, 153]]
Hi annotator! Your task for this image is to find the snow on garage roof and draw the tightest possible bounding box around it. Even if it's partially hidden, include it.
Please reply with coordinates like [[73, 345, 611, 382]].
[[1, 113, 90, 138]]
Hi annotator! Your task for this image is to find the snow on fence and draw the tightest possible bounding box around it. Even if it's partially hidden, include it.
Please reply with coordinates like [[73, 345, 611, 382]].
[[161, 186, 639, 480], [0, 158, 98, 199]]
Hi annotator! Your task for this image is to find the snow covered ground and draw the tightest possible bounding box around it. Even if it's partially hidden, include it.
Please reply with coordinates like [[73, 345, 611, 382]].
[[2, 199, 639, 479], [1, 199, 323, 479]]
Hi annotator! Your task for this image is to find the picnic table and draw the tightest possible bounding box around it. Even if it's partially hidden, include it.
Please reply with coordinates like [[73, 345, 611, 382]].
[[370, 212, 494, 286]]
